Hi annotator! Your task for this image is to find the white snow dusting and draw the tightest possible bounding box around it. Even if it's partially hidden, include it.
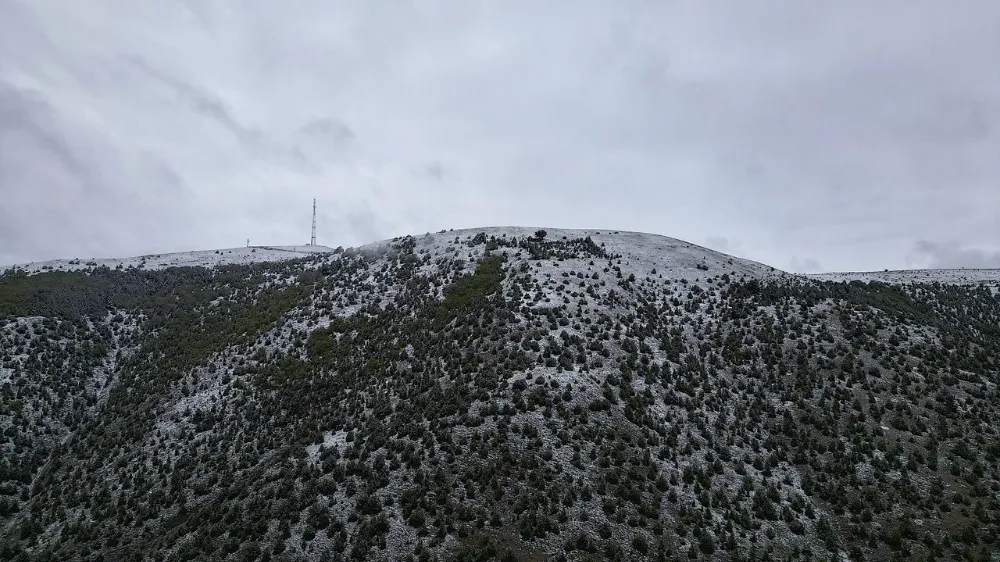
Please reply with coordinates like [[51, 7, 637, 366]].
[[3, 245, 334, 274], [5, 227, 1000, 289], [808, 268, 1000, 286]]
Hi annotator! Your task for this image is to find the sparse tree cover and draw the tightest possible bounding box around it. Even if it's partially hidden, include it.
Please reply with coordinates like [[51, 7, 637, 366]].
[[0, 230, 998, 561]]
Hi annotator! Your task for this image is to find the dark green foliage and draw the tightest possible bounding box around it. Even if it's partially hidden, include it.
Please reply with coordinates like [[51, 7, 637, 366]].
[[0, 270, 117, 319], [441, 255, 505, 312], [0, 267, 216, 321], [2, 232, 1000, 562]]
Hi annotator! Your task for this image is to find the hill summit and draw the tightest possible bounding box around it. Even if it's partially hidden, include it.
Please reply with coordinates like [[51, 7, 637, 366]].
[[1, 227, 999, 561]]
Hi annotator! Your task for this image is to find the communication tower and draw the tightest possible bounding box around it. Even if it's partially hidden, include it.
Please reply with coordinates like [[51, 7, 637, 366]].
[[310, 199, 317, 246]]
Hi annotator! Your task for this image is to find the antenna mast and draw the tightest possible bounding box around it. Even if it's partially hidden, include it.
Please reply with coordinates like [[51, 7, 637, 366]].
[[310, 198, 317, 246]]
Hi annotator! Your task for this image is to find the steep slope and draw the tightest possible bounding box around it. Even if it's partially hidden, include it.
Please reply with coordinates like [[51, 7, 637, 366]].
[[0, 228, 998, 561]]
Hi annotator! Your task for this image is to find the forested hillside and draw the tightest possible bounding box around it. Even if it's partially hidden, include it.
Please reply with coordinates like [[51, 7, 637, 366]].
[[1, 228, 998, 561]]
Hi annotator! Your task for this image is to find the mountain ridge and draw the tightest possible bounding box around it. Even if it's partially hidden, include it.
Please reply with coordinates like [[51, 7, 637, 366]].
[[8, 227, 999, 288], [1, 226, 999, 561]]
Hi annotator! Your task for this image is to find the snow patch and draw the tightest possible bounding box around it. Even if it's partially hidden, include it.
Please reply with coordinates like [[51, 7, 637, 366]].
[[809, 269, 1000, 286], [3, 245, 335, 274], [306, 429, 349, 461]]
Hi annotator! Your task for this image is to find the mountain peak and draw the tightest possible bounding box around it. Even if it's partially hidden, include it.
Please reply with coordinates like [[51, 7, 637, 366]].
[[2, 224, 1000, 560]]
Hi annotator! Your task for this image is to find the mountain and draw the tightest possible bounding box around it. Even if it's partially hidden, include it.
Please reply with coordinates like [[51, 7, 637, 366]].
[[1, 227, 999, 562], [6, 244, 336, 275]]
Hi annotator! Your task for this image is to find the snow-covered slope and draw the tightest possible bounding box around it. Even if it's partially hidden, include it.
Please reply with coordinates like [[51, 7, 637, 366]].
[[5, 225, 1000, 561], [7, 227, 1000, 291], [2, 245, 335, 274], [369, 227, 789, 282], [1, 227, 787, 282], [807, 268, 1000, 286]]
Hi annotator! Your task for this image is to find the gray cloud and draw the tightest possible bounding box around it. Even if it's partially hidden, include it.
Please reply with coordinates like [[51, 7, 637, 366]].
[[704, 237, 742, 256], [907, 241, 1000, 269], [788, 257, 825, 274], [0, 84, 89, 180], [422, 161, 446, 182], [344, 204, 392, 247], [290, 118, 356, 172], [298, 118, 355, 142], [0, 81, 191, 262], [124, 55, 262, 148], [1, 0, 999, 271]]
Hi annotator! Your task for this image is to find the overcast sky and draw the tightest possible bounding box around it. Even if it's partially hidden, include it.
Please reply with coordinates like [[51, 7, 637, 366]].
[[1, 1, 998, 272]]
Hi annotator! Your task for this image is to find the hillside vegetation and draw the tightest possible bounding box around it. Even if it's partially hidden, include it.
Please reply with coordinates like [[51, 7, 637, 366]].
[[0, 229, 998, 561]]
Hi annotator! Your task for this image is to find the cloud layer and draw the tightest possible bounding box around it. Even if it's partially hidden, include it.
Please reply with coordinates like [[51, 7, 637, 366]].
[[2, 0, 998, 272], [908, 241, 1000, 270]]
